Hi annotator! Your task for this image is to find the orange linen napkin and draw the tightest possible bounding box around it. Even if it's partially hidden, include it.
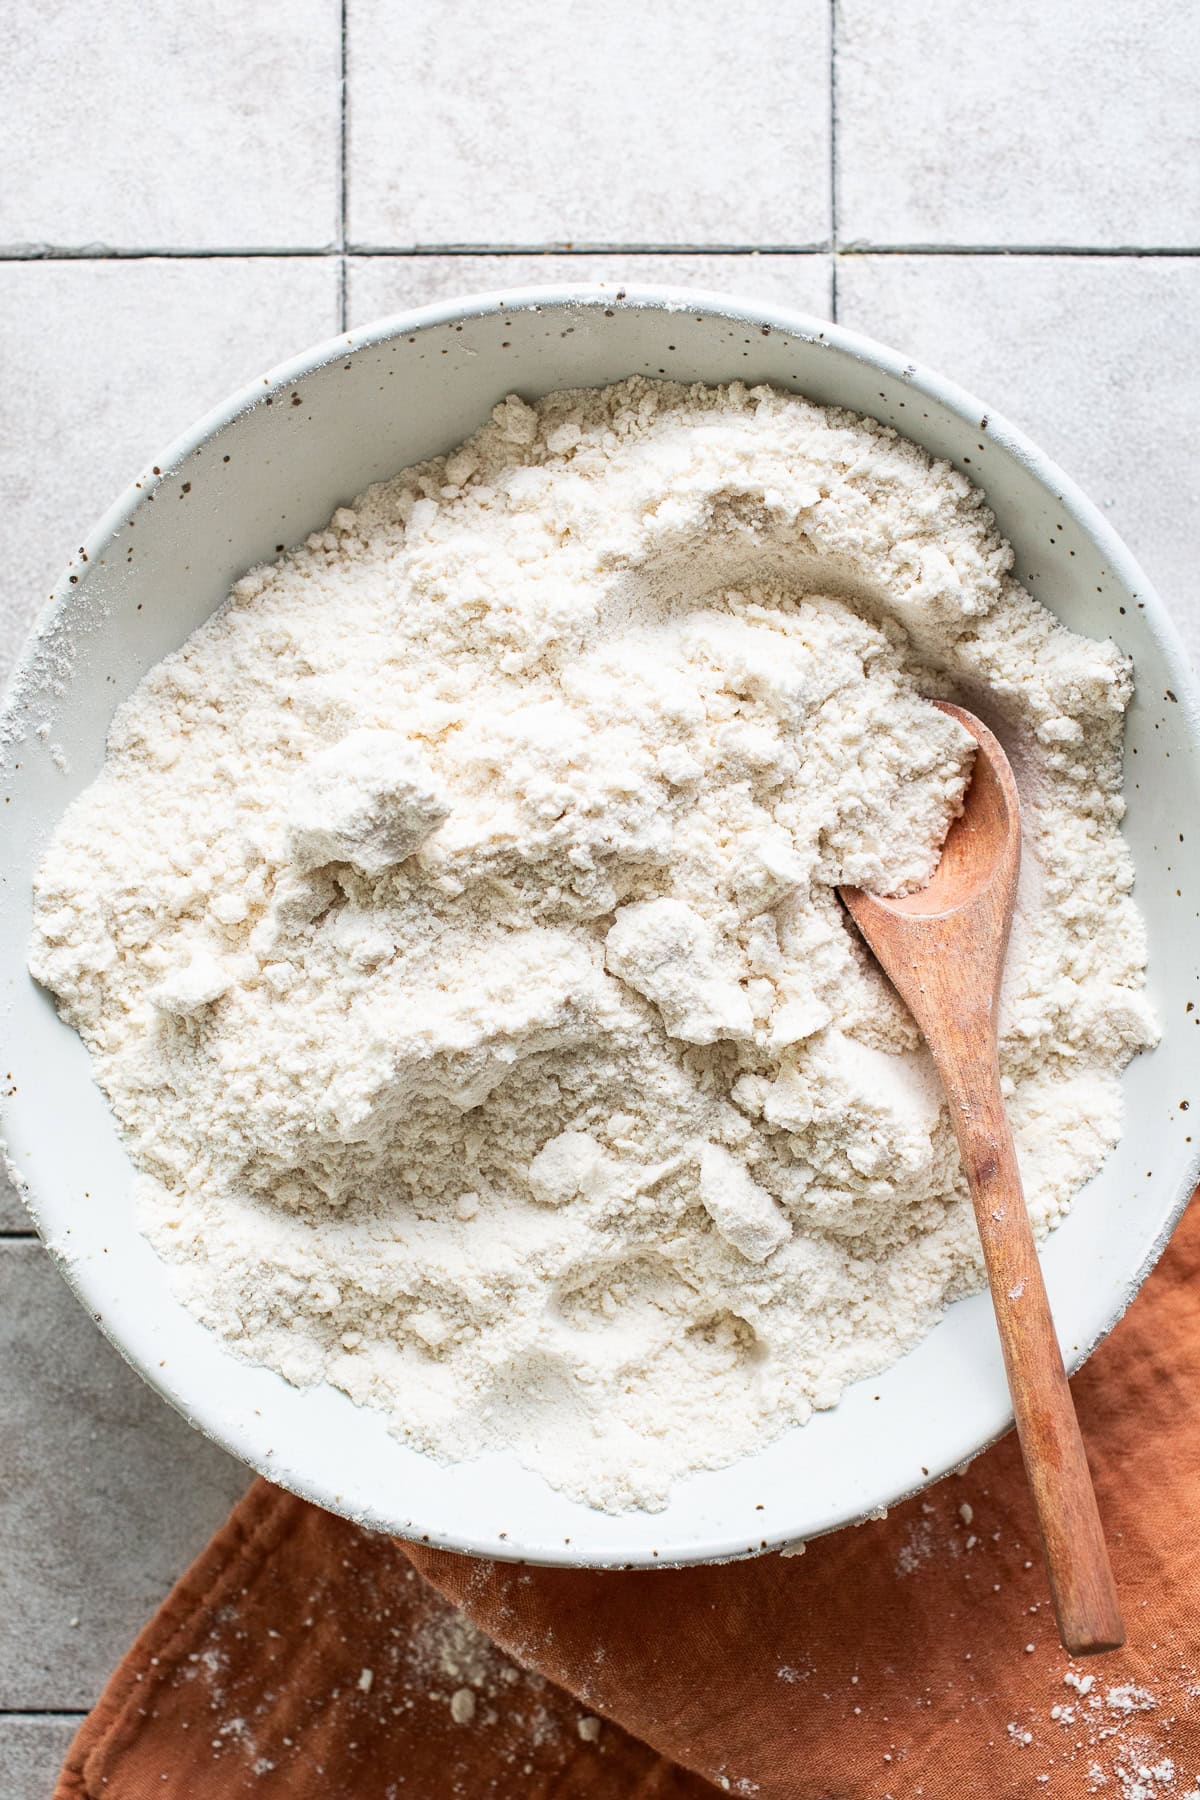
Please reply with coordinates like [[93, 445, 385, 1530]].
[[58, 1194, 1200, 1800]]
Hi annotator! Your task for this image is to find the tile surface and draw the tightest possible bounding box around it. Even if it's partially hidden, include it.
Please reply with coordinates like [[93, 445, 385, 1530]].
[[0, 1716, 81, 1800], [836, 0, 1200, 249], [837, 254, 1200, 663], [347, 253, 833, 325], [347, 0, 830, 248], [0, 258, 338, 685], [0, 0, 340, 250], [0, 1243, 249, 1710]]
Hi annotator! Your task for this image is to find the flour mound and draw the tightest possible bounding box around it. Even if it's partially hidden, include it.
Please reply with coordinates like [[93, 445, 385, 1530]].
[[29, 378, 1157, 1511]]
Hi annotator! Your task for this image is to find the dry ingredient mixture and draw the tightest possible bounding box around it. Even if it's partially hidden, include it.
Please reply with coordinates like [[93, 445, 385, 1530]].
[[29, 378, 1156, 1510]]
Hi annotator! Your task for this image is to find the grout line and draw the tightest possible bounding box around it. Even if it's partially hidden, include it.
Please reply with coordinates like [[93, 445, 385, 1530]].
[[293, 241, 840, 257], [0, 245, 343, 261], [338, 0, 348, 251], [0, 244, 1197, 263], [835, 243, 1200, 258], [829, 0, 838, 319], [337, 0, 348, 331], [0, 1710, 88, 1720], [829, 0, 838, 258], [0, 243, 836, 261]]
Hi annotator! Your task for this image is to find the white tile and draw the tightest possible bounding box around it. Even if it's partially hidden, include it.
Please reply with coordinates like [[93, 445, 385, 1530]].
[[0, 258, 338, 686], [0, 1717, 81, 1800], [0, 0, 340, 250], [347, 0, 830, 248], [0, 1243, 249, 1709], [836, 255, 1200, 667], [836, 0, 1200, 249], [347, 253, 833, 326]]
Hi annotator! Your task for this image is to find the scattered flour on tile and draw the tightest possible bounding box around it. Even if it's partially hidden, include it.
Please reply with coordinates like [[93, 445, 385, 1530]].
[[28, 377, 1156, 1509]]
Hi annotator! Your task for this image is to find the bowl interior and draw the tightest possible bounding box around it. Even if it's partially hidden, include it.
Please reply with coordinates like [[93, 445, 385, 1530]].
[[3, 288, 1198, 1567]]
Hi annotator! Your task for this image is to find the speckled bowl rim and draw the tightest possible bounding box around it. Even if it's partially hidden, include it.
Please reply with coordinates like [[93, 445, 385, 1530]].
[[4, 283, 1200, 1569]]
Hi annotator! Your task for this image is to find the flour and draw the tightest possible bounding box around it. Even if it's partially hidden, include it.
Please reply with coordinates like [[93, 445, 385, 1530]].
[[28, 377, 1157, 1511]]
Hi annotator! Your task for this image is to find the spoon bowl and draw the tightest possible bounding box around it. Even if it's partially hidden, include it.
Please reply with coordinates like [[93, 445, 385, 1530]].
[[880, 701, 1018, 918]]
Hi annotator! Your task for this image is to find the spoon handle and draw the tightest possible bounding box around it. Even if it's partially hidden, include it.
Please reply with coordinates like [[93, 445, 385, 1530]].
[[938, 1035, 1124, 1656]]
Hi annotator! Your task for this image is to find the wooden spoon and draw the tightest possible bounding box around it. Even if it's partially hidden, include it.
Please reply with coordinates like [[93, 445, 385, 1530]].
[[840, 701, 1123, 1657]]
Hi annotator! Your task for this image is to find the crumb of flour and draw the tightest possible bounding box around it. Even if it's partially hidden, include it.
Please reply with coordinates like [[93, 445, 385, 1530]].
[[28, 378, 1157, 1511]]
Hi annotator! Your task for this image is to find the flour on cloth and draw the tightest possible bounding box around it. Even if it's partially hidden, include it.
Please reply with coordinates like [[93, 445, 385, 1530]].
[[28, 379, 1157, 1510]]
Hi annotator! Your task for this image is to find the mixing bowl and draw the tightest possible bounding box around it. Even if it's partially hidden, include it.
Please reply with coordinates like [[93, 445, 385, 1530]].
[[2, 286, 1198, 1567]]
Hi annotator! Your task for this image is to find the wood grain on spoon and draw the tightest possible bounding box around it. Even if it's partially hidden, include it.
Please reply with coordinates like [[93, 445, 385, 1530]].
[[840, 700, 1124, 1657]]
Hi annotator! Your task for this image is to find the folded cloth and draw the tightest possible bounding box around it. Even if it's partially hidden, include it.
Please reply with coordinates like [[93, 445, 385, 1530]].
[[58, 1194, 1200, 1800]]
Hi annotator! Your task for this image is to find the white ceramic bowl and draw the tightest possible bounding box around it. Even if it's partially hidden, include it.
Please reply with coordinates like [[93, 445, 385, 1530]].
[[3, 287, 1199, 1568]]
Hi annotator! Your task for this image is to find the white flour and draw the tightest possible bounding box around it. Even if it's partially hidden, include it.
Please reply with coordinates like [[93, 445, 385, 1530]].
[[28, 378, 1156, 1510]]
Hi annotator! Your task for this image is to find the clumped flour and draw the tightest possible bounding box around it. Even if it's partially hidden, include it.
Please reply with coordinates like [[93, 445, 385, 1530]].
[[29, 379, 1156, 1510]]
